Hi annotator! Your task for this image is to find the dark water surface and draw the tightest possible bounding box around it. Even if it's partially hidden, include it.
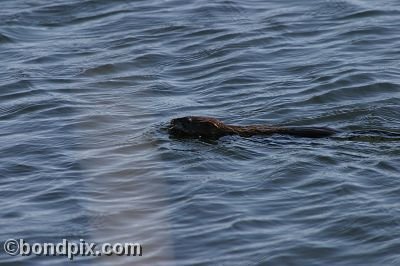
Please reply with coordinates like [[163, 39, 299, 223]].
[[1, 0, 400, 265]]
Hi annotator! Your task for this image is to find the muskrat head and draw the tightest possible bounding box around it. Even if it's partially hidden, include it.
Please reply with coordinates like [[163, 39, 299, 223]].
[[168, 116, 230, 139]]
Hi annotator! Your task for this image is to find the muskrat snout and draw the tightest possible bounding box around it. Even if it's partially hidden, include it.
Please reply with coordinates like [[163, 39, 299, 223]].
[[168, 117, 193, 136]]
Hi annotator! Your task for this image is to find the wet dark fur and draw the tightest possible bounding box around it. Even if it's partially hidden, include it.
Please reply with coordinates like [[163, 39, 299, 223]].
[[169, 116, 338, 139]]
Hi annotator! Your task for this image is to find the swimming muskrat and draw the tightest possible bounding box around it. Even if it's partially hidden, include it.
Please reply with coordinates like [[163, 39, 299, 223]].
[[169, 116, 339, 139]]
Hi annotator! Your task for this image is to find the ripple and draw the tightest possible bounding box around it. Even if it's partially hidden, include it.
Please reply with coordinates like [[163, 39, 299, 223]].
[[2, 0, 400, 265], [0, 32, 13, 43], [340, 9, 400, 20], [304, 82, 399, 104]]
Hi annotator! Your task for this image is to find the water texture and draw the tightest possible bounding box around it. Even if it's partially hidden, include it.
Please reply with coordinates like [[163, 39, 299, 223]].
[[1, 0, 400, 265]]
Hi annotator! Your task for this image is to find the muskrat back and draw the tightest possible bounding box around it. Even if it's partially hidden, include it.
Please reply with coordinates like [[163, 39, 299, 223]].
[[169, 116, 337, 139]]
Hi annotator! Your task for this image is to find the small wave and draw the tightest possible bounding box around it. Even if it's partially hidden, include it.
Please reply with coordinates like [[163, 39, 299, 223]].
[[339, 9, 400, 20], [0, 32, 13, 43]]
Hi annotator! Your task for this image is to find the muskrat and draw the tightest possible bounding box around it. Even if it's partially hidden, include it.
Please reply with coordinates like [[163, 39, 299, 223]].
[[169, 116, 338, 139]]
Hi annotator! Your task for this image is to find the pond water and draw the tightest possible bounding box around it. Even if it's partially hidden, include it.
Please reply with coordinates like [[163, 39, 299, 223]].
[[1, 0, 400, 265]]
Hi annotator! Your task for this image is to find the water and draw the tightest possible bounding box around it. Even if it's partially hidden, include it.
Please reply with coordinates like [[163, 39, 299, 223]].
[[1, 0, 400, 265]]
